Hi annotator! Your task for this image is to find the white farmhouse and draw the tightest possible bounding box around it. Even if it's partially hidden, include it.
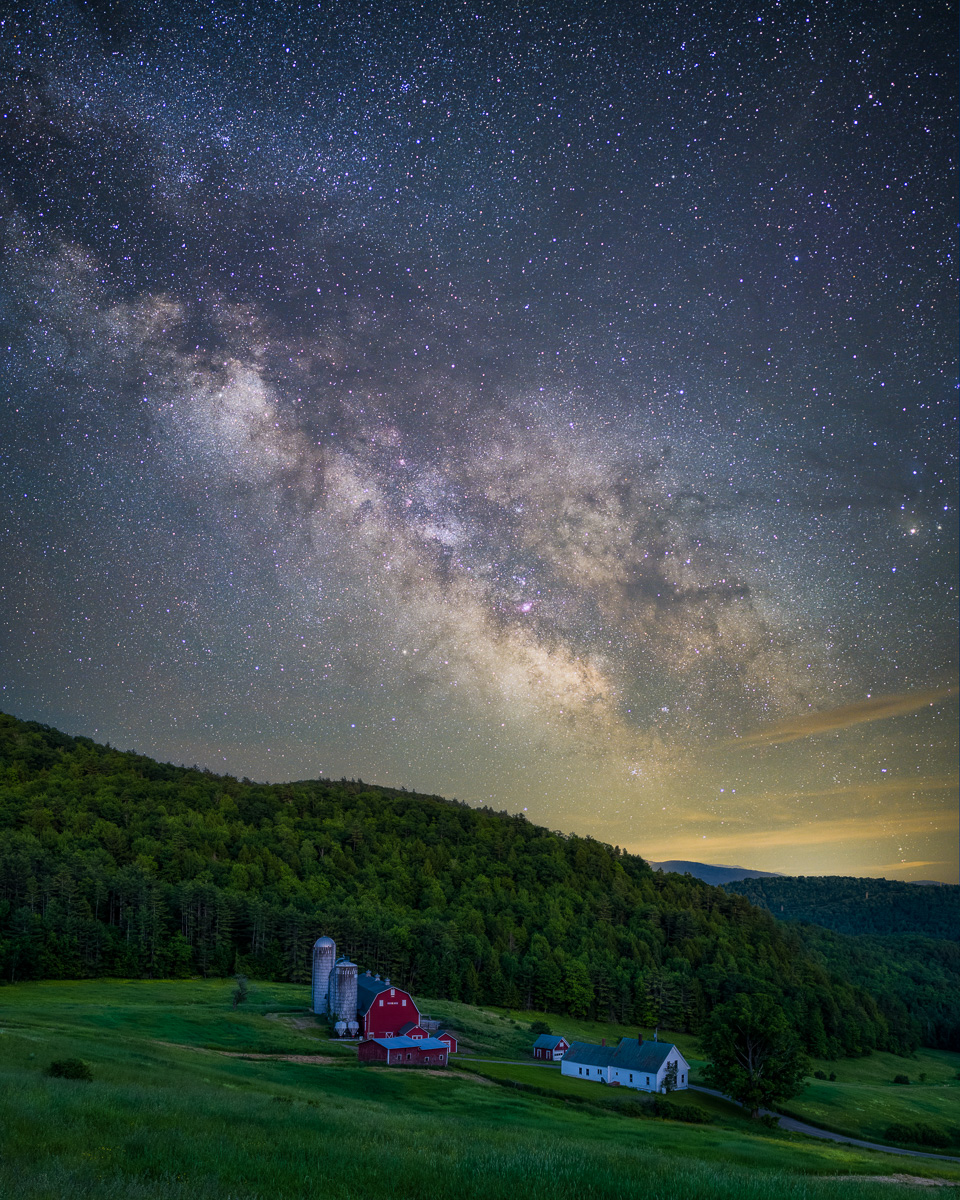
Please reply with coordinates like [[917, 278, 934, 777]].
[[560, 1035, 689, 1092]]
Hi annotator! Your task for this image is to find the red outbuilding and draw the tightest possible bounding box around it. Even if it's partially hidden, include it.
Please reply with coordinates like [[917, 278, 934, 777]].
[[434, 1030, 458, 1054], [532, 1034, 569, 1060], [358, 1036, 449, 1067]]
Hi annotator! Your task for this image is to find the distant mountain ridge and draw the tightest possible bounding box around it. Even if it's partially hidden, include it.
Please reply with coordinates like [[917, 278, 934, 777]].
[[647, 860, 782, 886]]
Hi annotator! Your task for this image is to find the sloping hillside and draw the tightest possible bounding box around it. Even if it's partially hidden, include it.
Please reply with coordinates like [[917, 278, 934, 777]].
[[0, 712, 926, 1055], [724, 876, 959, 940], [725, 876, 960, 1051]]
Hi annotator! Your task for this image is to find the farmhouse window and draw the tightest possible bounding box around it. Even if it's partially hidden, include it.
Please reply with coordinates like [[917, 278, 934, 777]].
[[629, 1074, 633, 1083], [578, 1068, 582, 1075], [645, 1077, 650, 1085]]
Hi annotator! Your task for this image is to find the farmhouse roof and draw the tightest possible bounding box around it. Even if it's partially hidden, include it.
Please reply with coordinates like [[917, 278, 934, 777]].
[[609, 1039, 680, 1073], [533, 1034, 567, 1050], [564, 1040, 614, 1067]]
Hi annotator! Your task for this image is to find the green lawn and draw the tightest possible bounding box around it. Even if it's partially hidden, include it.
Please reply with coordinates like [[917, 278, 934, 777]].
[[1, 979, 959, 1200], [779, 1047, 960, 1146]]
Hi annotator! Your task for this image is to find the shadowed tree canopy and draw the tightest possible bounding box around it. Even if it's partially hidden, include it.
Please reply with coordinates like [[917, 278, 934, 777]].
[[700, 993, 810, 1117]]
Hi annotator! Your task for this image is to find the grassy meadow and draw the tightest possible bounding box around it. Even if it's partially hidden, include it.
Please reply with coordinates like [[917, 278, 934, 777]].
[[1, 979, 959, 1200]]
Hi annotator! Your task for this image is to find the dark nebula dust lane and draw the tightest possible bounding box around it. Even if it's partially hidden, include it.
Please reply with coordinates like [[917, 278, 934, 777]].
[[1, 1, 956, 879]]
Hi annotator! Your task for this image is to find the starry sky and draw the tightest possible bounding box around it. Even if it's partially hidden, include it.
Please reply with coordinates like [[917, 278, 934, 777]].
[[1, 0, 957, 881]]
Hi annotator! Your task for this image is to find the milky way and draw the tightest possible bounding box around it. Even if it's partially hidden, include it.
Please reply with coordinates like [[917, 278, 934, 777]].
[[1, 1, 956, 879]]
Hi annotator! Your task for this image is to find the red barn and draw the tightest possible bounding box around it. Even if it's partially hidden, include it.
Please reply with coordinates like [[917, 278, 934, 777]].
[[356, 972, 420, 1038], [532, 1034, 569, 1060], [358, 1036, 449, 1067], [435, 1030, 458, 1054]]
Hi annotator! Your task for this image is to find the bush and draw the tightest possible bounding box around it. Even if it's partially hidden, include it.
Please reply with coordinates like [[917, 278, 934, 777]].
[[813, 1069, 827, 1080], [529, 1020, 552, 1037], [828, 1072, 836, 1081], [644, 1096, 712, 1123], [885, 1122, 951, 1149], [893, 1074, 909, 1084], [46, 1058, 92, 1081]]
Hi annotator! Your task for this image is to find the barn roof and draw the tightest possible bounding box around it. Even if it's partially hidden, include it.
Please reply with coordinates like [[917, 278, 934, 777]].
[[365, 1036, 448, 1050], [533, 1034, 567, 1050], [356, 973, 414, 1016]]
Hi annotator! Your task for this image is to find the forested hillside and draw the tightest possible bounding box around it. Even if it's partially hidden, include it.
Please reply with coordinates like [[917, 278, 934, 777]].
[[724, 876, 960, 1050], [0, 712, 943, 1056], [725, 876, 959, 939]]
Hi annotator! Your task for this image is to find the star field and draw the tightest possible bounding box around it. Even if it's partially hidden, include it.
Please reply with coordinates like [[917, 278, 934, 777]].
[[1, 0, 956, 880]]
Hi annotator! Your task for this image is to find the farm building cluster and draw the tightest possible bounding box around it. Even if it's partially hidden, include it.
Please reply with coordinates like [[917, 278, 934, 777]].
[[311, 936, 456, 1067], [311, 937, 687, 1088]]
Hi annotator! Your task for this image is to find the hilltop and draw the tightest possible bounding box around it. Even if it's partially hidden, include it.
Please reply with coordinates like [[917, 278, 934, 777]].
[[649, 861, 782, 886], [0, 711, 941, 1056]]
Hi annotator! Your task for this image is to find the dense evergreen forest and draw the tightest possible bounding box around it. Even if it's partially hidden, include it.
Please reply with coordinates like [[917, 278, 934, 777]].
[[725, 876, 959, 940], [725, 876, 960, 1051], [0, 713, 950, 1055]]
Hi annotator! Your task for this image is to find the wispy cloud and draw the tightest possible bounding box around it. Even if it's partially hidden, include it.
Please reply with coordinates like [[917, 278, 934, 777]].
[[727, 683, 959, 749], [757, 774, 959, 805], [870, 860, 950, 873], [634, 807, 959, 861]]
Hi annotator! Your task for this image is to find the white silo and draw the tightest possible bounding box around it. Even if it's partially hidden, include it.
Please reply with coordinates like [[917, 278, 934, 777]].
[[330, 957, 358, 1031], [311, 936, 336, 1016]]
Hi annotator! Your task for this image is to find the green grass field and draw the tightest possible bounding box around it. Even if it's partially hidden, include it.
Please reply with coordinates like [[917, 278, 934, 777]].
[[1, 979, 959, 1199], [780, 1047, 960, 1146]]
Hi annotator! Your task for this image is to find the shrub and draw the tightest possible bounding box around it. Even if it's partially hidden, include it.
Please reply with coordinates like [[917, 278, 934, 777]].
[[892, 1074, 909, 1085], [644, 1096, 712, 1123], [828, 1072, 836, 1081], [46, 1058, 92, 1081], [885, 1122, 950, 1149], [529, 1020, 552, 1037], [813, 1069, 827, 1080]]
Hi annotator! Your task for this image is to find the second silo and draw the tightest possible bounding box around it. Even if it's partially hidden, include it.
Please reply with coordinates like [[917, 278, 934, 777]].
[[329, 957, 358, 1028], [311, 936, 336, 1015]]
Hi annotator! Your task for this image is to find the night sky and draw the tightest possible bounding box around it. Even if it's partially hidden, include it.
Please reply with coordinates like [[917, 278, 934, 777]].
[[2, 1, 957, 881]]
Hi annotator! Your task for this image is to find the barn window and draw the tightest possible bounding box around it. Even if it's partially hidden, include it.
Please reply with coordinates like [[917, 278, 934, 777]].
[[378, 999, 383, 1006], [645, 1077, 650, 1085], [402, 998, 406, 1006], [391, 988, 395, 996], [578, 1068, 582, 1075]]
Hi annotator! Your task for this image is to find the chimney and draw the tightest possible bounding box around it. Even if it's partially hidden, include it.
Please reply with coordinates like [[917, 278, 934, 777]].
[[601, 1037, 605, 1046], [637, 1033, 644, 1046]]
